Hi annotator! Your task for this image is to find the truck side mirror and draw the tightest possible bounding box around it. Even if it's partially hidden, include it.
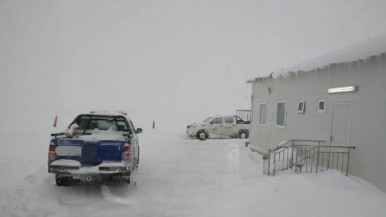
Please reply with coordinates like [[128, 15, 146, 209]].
[[136, 128, 143, 134]]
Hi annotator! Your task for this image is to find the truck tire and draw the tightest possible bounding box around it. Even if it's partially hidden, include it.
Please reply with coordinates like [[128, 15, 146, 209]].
[[121, 171, 131, 184], [197, 130, 208, 140], [125, 176, 131, 184], [238, 130, 249, 139], [55, 175, 72, 186], [135, 146, 140, 165]]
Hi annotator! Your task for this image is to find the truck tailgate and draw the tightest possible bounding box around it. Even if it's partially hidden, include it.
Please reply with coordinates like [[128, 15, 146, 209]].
[[55, 139, 125, 165]]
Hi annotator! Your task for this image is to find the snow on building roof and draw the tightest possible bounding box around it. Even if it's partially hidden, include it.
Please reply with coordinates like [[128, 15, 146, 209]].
[[248, 34, 386, 82]]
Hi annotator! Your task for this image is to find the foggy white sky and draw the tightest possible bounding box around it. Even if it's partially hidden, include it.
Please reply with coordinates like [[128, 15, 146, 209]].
[[1, 0, 386, 131]]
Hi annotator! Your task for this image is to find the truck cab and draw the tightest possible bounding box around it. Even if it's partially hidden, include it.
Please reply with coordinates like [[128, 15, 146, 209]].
[[186, 115, 250, 140]]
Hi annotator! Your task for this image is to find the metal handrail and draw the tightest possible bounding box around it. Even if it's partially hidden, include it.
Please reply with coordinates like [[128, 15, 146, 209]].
[[269, 140, 324, 175], [271, 139, 325, 151], [264, 139, 355, 176]]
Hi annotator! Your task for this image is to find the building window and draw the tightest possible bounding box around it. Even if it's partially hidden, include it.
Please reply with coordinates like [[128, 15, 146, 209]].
[[317, 98, 326, 114], [297, 100, 306, 114], [276, 102, 287, 127], [259, 103, 267, 125]]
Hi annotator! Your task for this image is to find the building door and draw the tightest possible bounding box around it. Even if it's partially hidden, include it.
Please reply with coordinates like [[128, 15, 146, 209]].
[[330, 103, 352, 146]]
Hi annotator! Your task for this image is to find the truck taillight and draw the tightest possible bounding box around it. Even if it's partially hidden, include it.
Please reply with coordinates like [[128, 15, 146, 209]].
[[123, 145, 131, 153], [49, 143, 56, 152], [48, 142, 56, 164], [122, 144, 132, 162]]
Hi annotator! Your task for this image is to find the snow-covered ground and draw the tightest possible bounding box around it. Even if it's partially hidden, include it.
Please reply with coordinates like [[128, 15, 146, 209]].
[[1, 125, 386, 217], [2, 1, 386, 216]]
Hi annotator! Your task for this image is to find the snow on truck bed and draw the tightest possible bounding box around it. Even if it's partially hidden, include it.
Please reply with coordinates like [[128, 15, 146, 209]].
[[71, 127, 128, 141]]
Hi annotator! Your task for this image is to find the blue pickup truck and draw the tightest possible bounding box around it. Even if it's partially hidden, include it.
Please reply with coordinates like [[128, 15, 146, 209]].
[[48, 111, 142, 186]]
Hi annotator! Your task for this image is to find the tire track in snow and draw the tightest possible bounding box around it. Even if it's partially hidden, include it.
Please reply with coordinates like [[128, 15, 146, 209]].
[[101, 184, 137, 205]]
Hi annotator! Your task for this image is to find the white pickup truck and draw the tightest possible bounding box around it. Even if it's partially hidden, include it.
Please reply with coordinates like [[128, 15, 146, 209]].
[[186, 116, 250, 140]]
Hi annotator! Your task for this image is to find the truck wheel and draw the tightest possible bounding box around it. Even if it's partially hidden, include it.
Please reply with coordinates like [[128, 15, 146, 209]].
[[102, 174, 114, 183], [121, 172, 131, 184], [124, 176, 131, 184], [55, 175, 72, 186], [238, 131, 249, 139], [135, 146, 140, 165], [197, 130, 208, 140]]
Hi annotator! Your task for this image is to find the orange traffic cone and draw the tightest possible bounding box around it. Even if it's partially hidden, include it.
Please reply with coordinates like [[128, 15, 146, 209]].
[[53, 115, 58, 127]]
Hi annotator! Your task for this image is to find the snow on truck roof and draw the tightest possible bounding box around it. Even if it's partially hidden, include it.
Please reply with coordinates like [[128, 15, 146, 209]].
[[248, 34, 386, 82], [87, 111, 129, 117]]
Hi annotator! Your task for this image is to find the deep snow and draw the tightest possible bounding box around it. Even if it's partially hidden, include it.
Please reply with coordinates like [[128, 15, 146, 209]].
[[1, 126, 386, 217], [2, 1, 386, 216]]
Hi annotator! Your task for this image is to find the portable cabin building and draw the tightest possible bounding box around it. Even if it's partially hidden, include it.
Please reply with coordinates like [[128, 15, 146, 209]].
[[248, 35, 386, 192]]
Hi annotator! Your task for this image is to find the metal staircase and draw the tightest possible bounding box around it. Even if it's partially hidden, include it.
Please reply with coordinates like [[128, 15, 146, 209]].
[[263, 140, 355, 176]]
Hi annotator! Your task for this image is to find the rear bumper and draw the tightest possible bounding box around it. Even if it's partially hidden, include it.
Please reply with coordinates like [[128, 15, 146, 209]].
[[48, 159, 133, 175]]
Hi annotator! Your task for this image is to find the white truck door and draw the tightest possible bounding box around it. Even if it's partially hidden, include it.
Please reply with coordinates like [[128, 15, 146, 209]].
[[208, 117, 223, 135], [223, 116, 237, 136]]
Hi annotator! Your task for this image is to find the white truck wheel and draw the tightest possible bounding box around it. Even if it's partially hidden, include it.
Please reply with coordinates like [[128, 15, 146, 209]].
[[239, 131, 248, 139], [197, 131, 208, 140]]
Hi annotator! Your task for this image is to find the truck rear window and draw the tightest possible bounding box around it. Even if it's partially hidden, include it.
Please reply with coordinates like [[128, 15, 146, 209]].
[[72, 115, 130, 132]]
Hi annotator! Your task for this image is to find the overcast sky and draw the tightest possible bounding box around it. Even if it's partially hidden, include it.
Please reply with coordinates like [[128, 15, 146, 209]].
[[1, 0, 386, 131]]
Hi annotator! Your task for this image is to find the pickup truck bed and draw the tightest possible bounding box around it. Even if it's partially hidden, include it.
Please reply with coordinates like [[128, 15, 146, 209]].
[[48, 112, 142, 186]]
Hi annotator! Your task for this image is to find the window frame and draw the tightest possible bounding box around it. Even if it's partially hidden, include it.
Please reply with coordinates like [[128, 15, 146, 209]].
[[211, 117, 223, 124], [276, 101, 287, 128], [297, 100, 306, 114], [224, 116, 234, 124], [70, 114, 131, 133], [317, 98, 326, 114], [259, 103, 267, 126]]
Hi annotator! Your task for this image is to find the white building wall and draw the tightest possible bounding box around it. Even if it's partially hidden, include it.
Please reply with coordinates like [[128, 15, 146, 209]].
[[250, 53, 386, 192]]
